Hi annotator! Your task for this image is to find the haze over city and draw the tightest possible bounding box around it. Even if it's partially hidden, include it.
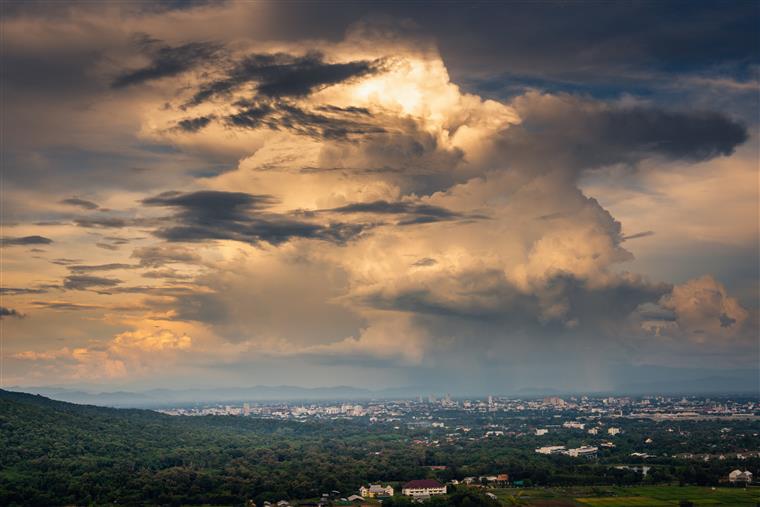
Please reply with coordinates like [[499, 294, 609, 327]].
[[1, 0, 758, 396]]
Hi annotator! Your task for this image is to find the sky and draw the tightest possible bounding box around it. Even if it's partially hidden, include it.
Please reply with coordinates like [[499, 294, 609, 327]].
[[1, 0, 758, 394]]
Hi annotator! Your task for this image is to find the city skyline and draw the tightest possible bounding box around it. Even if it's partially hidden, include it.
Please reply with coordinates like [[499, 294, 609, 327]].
[[1, 1, 758, 393]]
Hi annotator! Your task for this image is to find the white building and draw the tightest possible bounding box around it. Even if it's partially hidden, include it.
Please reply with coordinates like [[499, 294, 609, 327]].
[[563, 421, 585, 430], [359, 484, 394, 497], [608, 427, 621, 435], [728, 470, 753, 484], [535, 428, 549, 436], [564, 446, 598, 457], [536, 445, 566, 455], [401, 480, 446, 497]]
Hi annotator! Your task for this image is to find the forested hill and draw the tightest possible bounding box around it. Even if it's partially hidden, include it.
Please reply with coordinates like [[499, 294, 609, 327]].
[[0, 389, 424, 506]]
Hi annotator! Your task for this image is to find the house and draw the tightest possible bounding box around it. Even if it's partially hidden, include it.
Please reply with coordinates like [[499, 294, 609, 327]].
[[607, 427, 621, 436], [564, 446, 598, 457], [485, 493, 498, 500], [535, 428, 548, 436], [347, 495, 364, 502], [359, 484, 394, 498], [728, 469, 753, 484], [401, 479, 446, 498], [535, 445, 565, 455]]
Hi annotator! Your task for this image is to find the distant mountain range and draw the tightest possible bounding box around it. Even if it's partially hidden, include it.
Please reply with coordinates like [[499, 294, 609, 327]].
[[10, 370, 758, 409], [7, 385, 428, 408]]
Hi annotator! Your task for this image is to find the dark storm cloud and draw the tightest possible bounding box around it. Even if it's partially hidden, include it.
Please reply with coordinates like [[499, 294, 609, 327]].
[[503, 97, 749, 173], [0, 307, 24, 319], [328, 200, 485, 225], [68, 263, 136, 273], [188, 51, 380, 106], [60, 197, 99, 210], [412, 257, 437, 267], [635, 302, 677, 322], [141, 268, 193, 280], [0, 287, 50, 296], [63, 275, 122, 290], [1, 235, 53, 246], [360, 271, 669, 331], [266, 103, 386, 140], [112, 37, 222, 89], [622, 231, 655, 241], [256, 2, 758, 101], [74, 217, 130, 228], [30, 301, 104, 311], [719, 313, 737, 328], [222, 100, 385, 141], [142, 190, 370, 246], [142, 190, 278, 215], [51, 258, 82, 266], [131, 245, 203, 267], [595, 109, 747, 161], [176, 115, 215, 132]]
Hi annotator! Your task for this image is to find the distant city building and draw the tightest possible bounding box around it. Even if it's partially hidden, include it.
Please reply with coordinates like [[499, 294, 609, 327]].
[[563, 421, 585, 430], [401, 479, 446, 498], [588, 427, 599, 435], [535, 428, 549, 436], [359, 484, 394, 498], [543, 396, 566, 407], [608, 427, 621, 436]]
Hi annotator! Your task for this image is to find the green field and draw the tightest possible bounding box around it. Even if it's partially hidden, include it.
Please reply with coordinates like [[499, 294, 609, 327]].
[[492, 486, 760, 506]]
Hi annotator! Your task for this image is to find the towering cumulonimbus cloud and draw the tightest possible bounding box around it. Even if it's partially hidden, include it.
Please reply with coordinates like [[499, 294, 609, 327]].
[[1, 3, 756, 390]]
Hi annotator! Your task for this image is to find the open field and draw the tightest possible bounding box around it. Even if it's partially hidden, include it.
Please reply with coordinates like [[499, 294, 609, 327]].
[[492, 486, 760, 506]]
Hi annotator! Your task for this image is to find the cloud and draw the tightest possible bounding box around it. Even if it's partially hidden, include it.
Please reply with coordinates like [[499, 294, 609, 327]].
[[131, 244, 203, 267], [74, 217, 131, 228], [1, 7, 756, 388], [68, 263, 136, 273], [655, 275, 750, 342], [142, 190, 370, 245], [225, 101, 387, 141], [0, 287, 49, 295], [63, 275, 123, 291], [111, 328, 191, 352], [501, 92, 748, 175], [621, 231, 655, 241], [0, 306, 24, 319], [176, 115, 214, 132], [60, 197, 99, 210], [411, 257, 437, 267], [30, 301, 104, 311], [188, 51, 381, 105], [327, 199, 485, 225], [1, 235, 53, 246], [112, 37, 222, 89]]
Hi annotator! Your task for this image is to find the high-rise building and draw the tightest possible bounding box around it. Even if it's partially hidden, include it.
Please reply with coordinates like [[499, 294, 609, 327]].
[[243, 402, 250, 416]]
